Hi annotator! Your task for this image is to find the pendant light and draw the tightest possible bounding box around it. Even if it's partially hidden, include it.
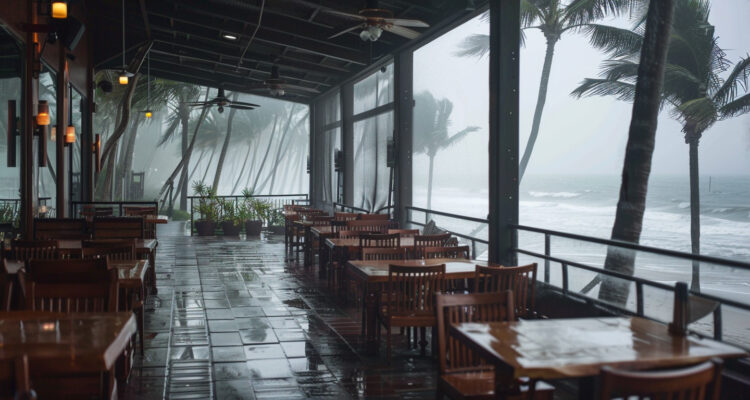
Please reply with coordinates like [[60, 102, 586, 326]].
[[51, 1, 68, 19], [118, 0, 133, 85], [144, 54, 153, 118]]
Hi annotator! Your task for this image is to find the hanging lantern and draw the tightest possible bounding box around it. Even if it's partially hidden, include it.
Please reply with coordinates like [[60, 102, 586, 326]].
[[51, 1, 68, 19], [64, 124, 76, 144], [36, 100, 50, 126]]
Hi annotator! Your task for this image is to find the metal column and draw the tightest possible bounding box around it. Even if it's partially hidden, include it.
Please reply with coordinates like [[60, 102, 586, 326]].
[[394, 51, 413, 227], [341, 83, 354, 206], [488, 0, 520, 265]]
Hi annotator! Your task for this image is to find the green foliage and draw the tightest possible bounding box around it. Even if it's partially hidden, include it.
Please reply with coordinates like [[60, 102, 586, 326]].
[[170, 209, 190, 221], [192, 180, 219, 221], [219, 199, 243, 225], [238, 189, 272, 225], [0, 203, 18, 226], [267, 208, 285, 227]]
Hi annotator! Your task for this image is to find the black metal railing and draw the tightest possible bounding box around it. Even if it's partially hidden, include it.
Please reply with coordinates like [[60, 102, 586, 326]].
[[189, 193, 308, 235], [333, 202, 369, 214], [405, 206, 489, 259], [512, 224, 750, 350], [71, 201, 159, 218]]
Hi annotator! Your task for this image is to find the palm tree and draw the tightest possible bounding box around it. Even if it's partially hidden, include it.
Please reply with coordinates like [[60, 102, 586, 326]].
[[572, 0, 750, 293], [413, 91, 480, 211], [455, 0, 640, 180], [211, 93, 240, 192]]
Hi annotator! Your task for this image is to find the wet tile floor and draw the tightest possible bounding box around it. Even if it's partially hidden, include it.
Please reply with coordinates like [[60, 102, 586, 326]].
[[123, 226, 445, 399]]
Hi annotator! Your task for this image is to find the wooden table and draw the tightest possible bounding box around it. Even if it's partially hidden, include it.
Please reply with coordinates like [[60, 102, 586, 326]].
[[346, 258, 485, 354], [311, 226, 336, 276], [0, 311, 136, 398], [450, 317, 748, 399], [145, 215, 169, 224]]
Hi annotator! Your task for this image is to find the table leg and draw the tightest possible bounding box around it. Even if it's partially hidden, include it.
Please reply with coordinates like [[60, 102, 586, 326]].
[[319, 245, 330, 280], [365, 289, 378, 355], [361, 281, 367, 337], [577, 376, 596, 400], [304, 227, 312, 268], [149, 249, 158, 295], [493, 366, 514, 400]]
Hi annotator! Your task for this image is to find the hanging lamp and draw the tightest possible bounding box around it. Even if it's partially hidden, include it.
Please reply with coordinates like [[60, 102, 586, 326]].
[[144, 54, 153, 118], [118, 0, 133, 85]]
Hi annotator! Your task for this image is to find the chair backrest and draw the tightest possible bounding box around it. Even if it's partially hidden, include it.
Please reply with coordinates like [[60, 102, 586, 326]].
[[9, 240, 59, 262], [330, 219, 348, 232], [338, 230, 370, 239], [0, 355, 35, 400], [435, 292, 515, 374], [598, 359, 723, 400], [23, 258, 118, 313], [361, 247, 407, 261], [424, 245, 471, 260], [80, 206, 114, 218], [346, 220, 391, 233], [387, 264, 445, 314], [474, 263, 537, 318], [387, 229, 420, 238], [92, 216, 144, 239], [309, 216, 333, 226], [82, 239, 136, 261], [359, 233, 400, 248], [33, 218, 87, 240], [334, 212, 359, 221], [413, 233, 452, 258], [123, 206, 157, 216], [358, 213, 390, 221]]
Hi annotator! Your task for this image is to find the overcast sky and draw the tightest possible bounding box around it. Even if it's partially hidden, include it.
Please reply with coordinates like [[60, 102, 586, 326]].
[[412, 1, 750, 186]]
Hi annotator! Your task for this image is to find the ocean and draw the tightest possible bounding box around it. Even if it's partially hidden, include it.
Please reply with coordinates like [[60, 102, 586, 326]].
[[412, 174, 750, 348]]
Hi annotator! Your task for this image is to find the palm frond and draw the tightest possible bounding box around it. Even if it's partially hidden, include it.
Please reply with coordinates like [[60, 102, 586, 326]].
[[571, 78, 636, 102], [581, 24, 643, 58], [600, 59, 639, 81], [440, 126, 481, 150], [521, 0, 545, 27], [718, 93, 750, 118], [452, 34, 490, 59], [713, 56, 750, 106], [673, 97, 717, 131], [563, 0, 641, 26]]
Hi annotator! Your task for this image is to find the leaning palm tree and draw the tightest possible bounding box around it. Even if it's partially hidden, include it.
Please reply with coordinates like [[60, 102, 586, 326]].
[[413, 91, 480, 211], [572, 0, 750, 293], [455, 0, 640, 180]]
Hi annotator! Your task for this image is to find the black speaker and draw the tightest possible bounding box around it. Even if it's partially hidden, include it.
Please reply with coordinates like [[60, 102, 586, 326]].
[[386, 138, 396, 167], [62, 17, 85, 52], [334, 149, 344, 172]]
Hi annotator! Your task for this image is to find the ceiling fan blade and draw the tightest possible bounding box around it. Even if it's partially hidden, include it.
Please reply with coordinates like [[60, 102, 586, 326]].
[[186, 103, 210, 107], [384, 18, 429, 28], [329, 24, 365, 39], [320, 8, 368, 21], [282, 84, 320, 93], [228, 104, 257, 110], [230, 101, 261, 108], [384, 25, 421, 39]]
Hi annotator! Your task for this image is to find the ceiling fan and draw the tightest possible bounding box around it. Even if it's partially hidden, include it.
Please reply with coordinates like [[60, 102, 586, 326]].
[[325, 0, 429, 42], [247, 66, 320, 97], [185, 88, 259, 113]]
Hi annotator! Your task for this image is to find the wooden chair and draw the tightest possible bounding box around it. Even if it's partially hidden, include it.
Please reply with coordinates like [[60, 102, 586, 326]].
[[0, 354, 36, 400], [414, 233, 452, 258], [92, 216, 144, 239], [424, 245, 471, 260], [598, 359, 723, 400], [359, 233, 400, 248], [33, 218, 87, 240], [361, 248, 407, 261], [334, 212, 359, 221], [309, 215, 333, 226], [346, 220, 391, 233], [388, 229, 420, 238], [80, 206, 114, 218], [82, 239, 136, 261], [379, 264, 445, 361], [9, 240, 59, 261], [435, 292, 554, 400], [124, 206, 158, 239], [338, 230, 372, 239], [330, 219, 348, 232], [474, 263, 537, 318], [358, 213, 390, 221], [23, 258, 118, 312]]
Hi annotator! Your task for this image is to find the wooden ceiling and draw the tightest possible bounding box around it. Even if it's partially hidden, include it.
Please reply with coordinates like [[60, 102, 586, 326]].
[[90, 0, 480, 103]]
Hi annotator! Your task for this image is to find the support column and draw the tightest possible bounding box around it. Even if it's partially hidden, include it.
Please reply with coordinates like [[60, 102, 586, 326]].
[[341, 84, 354, 206], [21, 0, 39, 239], [83, 40, 95, 202], [308, 101, 316, 206], [394, 51, 413, 227], [488, 0, 520, 265], [55, 42, 69, 217]]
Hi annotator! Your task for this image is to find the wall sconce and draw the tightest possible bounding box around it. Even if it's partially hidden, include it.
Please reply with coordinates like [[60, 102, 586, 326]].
[[36, 100, 50, 126], [51, 1, 68, 19], [50, 126, 56, 141], [93, 133, 101, 173], [64, 124, 75, 145]]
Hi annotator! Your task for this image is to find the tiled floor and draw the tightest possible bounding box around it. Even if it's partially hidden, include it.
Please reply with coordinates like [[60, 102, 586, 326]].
[[123, 223, 442, 399]]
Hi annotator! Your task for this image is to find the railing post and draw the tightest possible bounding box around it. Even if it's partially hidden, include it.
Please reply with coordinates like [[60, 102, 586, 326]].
[[636, 282, 644, 316], [561, 263, 569, 294], [713, 304, 722, 341], [544, 233, 551, 283]]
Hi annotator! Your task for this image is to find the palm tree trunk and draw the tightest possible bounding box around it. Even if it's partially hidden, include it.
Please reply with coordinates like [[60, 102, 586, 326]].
[[119, 113, 143, 200], [599, 0, 675, 306], [212, 94, 240, 193], [188, 149, 207, 183], [687, 134, 701, 292], [250, 115, 279, 193], [179, 105, 189, 210], [426, 153, 435, 223], [267, 105, 298, 193], [231, 140, 254, 195], [519, 38, 558, 181], [202, 147, 216, 183]]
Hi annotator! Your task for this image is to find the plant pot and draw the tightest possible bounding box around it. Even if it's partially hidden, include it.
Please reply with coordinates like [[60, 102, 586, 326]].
[[195, 220, 217, 236], [268, 225, 285, 235], [245, 220, 262, 236], [221, 221, 242, 236]]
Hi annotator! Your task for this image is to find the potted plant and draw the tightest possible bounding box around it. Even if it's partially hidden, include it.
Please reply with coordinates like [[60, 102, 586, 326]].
[[192, 181, 218, 236], [0, 203, 18, 242], [266, 208, 286, 235], [241, 189, 265, 236], [219, 199, 242, 236]]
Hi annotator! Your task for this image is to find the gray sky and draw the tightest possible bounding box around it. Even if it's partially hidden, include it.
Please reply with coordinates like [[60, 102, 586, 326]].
[[412, 1, 750, 185]]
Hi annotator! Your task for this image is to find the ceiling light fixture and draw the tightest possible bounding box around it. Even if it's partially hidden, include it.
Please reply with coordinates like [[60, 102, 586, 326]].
[[222, 33, 238, 41], [51, 1, 68, 19], [144, 53, 153, 118], [359, 25, 383, 42]]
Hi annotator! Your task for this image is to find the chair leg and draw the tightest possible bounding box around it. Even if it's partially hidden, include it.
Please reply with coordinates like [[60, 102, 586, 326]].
[[419, 327, 427, 356], [386, 324, 392, 362]]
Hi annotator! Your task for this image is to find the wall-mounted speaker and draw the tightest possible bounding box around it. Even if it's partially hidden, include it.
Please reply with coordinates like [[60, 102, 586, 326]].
[[7, 100, 16, 167], [386, 138, 396, 168], [334, 149, 343, 172]]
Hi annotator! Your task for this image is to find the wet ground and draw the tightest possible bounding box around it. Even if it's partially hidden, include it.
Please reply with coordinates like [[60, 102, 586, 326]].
[[123, 223, 444, 399]]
